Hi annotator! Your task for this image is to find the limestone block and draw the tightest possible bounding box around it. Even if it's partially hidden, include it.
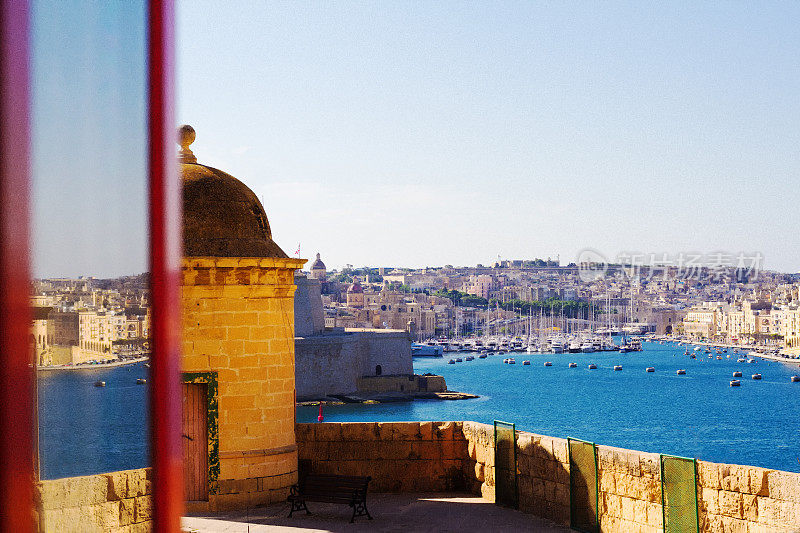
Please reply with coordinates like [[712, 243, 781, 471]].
[[485, 465, 495, 486], [748, 467, 771, 497], [96, 501, 122, 530], [742, 493, 758, 522], [480, 481, 495, 502], [40, 508, 64, 533], [556, 465, 570, 485], [451, 421, 465, 441], [747, 524, 782, 533], [467, 439, 477, 460], [40, 474, 111, 510], [517, 432, 535, 456], [552, 439, 569, 464], [474, 461, 485, 482], [340, 421, 378, 442], [514, 453, 529, 475], [410, 441, 441, 461], [719, 515, 749, 533], [531, 477, 545, 501], [698, 461, 722, 490], [626, 451, 642, 477], [119, 498, 135, 526], [103, 471, 129, 501], [639, 453, 660, 479], [702, 487, 721, 516], [435, 421, 455, 441], [440, 438, 469, 460], [718, 490, 743, 519], [133, 496, 152, 523], [604, 492, 622, 517], [621, 496, 637, 522], [127, 469, 148, 498], [314, 422, 342, 441], [554, 482, 570, 506], [418, 421, 433, 441], [596, 446, 615, 471], [543, 480, 558, 503], [633, 498, 648, 524], [597, 471, 620, 494], [705, 514, 726, 533], [538, 436, 555, 458], [720, 464, 749, 494], [646, 501, 663, 529], [767, 470, 800, 503], [600, 514, 622, 532]]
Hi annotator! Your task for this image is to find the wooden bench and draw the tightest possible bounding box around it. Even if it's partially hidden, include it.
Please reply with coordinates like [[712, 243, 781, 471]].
[[288, 473, 373, 523]]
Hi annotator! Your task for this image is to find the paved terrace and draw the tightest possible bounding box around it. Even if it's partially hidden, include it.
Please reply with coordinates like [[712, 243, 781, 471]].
[[182, 493, 570, 533]]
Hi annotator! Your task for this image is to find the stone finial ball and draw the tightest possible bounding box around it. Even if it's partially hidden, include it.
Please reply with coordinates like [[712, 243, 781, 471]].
[[179, 124, 196, 148]]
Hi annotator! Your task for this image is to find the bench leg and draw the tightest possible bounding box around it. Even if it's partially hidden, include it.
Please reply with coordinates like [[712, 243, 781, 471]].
[[288, 499, 309, 518], [351, 500, 372, 523]]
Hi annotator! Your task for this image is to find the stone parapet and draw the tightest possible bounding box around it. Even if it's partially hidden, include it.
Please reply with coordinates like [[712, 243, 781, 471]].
[[296, 421, 469, 493], [37, 468, 152, 533], [296, 421, 800, 532]]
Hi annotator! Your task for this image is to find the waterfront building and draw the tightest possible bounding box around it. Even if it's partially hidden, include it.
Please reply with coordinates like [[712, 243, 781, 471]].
[[178, 126, 306, 510], [682, 305, 719, 339]]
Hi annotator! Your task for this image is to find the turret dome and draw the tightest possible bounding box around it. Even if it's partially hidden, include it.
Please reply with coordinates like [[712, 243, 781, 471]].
[[179, 125, 288, 258]]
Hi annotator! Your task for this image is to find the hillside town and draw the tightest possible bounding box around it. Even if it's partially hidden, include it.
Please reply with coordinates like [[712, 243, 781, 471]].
[[30, 274, 151, 367], [305, 253, 800, 354], [29, 254, 800, 369]]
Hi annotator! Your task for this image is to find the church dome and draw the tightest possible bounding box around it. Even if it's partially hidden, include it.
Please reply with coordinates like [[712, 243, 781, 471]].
[[348, 278, 363, 294], [310, 253, 326, 270], [179, 125, 288, 258]]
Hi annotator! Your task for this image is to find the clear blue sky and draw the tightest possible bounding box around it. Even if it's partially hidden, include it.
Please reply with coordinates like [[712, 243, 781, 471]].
[[32, 1, 148, 278], [171, 2, 794, 273]]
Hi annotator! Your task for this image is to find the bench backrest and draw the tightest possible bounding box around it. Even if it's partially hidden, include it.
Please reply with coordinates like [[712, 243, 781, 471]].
[[300, 474, 371, 499]]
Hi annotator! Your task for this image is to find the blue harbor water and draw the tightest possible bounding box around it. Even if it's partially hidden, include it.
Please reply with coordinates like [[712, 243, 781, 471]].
[[299, 341, 800, 473], [38, 362, 150, 479], [39, 342, 800, 479]]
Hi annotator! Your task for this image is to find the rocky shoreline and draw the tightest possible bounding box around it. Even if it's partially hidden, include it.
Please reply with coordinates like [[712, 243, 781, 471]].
[[297, 390, 479, 406]]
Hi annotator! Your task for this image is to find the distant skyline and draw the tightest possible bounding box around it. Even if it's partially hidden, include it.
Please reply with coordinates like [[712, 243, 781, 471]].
[[176, 1, 800, 274]]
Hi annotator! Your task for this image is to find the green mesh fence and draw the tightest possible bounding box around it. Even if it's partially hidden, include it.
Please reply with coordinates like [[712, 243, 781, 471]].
[[493, 420, 518, 509], [568, 438, 599, 533], [661, 455, 699, 533]]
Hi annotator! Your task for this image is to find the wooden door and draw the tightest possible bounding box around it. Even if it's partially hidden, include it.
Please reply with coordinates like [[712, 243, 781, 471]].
[[182, 383, 208, 501]]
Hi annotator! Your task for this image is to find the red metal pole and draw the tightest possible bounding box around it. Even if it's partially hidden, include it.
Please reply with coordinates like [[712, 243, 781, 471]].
[[0, 0, 34, 531], [148, 0, 183, 530]]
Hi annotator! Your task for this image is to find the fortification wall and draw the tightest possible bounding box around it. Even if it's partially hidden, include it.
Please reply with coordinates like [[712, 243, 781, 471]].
[[295, 330, 413, 398], [295, 333, 362, 399], [296, 421, 800, 532], [37, 468, 152, 533]]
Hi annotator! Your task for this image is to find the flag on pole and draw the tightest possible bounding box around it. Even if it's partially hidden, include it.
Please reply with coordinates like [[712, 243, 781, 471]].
[[295, 243, 301, 257]]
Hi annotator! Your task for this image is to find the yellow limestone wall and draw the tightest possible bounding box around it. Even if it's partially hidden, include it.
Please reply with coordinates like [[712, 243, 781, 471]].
[[182, 256, 305, 511], [37, 468, 152, 533], [297, 421, 800, 532]]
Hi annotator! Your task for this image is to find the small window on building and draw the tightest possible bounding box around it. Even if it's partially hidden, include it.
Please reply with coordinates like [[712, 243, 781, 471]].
[[375, 365, 382, 376]]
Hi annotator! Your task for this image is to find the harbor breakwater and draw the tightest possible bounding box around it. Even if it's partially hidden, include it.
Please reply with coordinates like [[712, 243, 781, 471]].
[[297, 421, 800, 532]]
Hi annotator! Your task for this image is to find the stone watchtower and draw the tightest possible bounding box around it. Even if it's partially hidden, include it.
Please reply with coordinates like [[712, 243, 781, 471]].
[[178, 125, 306, 511]]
